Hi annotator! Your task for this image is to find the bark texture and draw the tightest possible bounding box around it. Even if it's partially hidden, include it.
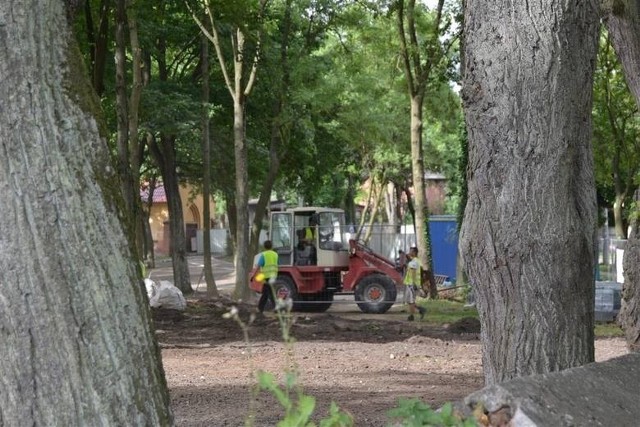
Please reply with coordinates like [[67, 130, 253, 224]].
[[0, 0, 172, 424], [460, 0, 600, 384], [622, 224, 640, 351], [604, 0, 640, 352]]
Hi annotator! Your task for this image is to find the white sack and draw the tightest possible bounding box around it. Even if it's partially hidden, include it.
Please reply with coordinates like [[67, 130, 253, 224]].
[[149, 280, 187, 311]]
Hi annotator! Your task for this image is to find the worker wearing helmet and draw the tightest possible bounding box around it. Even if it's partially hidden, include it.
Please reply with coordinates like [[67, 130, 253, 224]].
[[404, 247, 426, 321], [257, 240, 279, 313]]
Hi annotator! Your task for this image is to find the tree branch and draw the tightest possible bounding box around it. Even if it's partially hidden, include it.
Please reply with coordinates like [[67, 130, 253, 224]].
[[186, 0, 235, 101]]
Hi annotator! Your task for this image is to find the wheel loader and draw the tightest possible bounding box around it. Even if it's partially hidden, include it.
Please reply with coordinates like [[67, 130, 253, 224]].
[[249, 207, 403, 313]]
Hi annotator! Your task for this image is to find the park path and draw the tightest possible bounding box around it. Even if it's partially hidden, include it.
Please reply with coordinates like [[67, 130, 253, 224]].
[[148, 254, 236, 293]]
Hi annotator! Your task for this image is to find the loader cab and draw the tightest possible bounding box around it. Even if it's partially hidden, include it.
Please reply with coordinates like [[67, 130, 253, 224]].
[[270, 207, 350, 268]]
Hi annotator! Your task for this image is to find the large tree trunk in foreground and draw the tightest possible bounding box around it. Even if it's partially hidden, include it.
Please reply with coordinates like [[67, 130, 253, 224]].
[[460, 0, 600, 385], [0, 0, 172, 424], [604, 0, 640, 352]]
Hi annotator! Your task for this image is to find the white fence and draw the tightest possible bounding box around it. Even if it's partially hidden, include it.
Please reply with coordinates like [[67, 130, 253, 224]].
[[598, 235, 626, 283]]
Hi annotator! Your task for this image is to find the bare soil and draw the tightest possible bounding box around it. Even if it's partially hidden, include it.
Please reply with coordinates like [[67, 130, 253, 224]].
[[154, 295, 629, 427]]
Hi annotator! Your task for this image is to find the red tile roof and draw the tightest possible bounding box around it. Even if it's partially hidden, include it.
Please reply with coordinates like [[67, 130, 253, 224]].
[[140, 184, 167, 203]]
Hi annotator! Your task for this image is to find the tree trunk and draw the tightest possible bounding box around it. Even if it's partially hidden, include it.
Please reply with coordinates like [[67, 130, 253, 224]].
[[233, 96, 251, 300], [247, 84, 282, 260], [410, 94, 437, 298], [461, 0, 600, 384], [249, 146, 280, 259], [149, 134, 192, 294], [622, 214, 640, 352], [127, 2, 146, 258], [195, 5, 266, 301], [355, 183, 373, 241], [225, 192, 238, 256], [613, 195, 627, 239], [201, 33, 218, 298], [114, 0, 135, 246], [248, 0, 292, 259], [384, 182, 396, 227], [148, 31, 191, 294], [604, 0, 640, 351], [83, 0, 110, 96], [363, 177, 385, 244], [344, 174, 357, 225], [0, 0, 172, 423], [396, 0, 443, 298], [113, 0, 145, 263]]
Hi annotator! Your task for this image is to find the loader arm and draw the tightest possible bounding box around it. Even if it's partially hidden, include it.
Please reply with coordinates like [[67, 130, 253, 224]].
[[346, 239, 403, 285]]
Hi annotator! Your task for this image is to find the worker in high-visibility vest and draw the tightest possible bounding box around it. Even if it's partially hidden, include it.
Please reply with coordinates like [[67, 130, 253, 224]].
[[302, 214, 318, 264], [404, 247, 426, 321], [257, 240, 279, 313]]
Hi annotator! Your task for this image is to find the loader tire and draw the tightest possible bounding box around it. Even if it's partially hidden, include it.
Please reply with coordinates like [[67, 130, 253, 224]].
[[263, 276, 298, 312], [355, 274, 397, 314]]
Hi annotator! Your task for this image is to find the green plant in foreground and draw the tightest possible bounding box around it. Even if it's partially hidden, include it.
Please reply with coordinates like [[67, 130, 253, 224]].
[[224, 302, 353, 427], [386, 399, 478, 427], [257, 371, 353, 427], [225, 301, 486, 426]]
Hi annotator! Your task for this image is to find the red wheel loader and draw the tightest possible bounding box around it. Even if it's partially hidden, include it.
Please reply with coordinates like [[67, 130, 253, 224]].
[[249, 207, 403, 313]]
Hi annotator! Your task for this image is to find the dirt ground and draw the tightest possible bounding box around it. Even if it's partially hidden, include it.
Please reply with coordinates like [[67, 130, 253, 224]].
[[153, 294, 629, 427]]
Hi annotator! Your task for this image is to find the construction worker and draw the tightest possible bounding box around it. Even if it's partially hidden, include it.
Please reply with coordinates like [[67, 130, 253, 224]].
[[404, 247, 426, 321], [303, 214, 318, 264], [304, 214, 317, 243], [257, 240, 279, 313]]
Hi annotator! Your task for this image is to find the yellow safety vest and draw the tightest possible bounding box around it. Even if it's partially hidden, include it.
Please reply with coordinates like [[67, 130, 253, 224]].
[[404, 259, 421, 286], [261, 249, 278, 280], [305, 227, 314, 240]]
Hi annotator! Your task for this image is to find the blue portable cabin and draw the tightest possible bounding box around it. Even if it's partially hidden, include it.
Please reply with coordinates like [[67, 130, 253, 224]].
[[428, 215, 459, 283]]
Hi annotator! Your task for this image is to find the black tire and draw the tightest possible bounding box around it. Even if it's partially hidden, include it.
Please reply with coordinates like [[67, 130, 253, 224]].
[[296, 292, 334, 312], [354, 274, 397, 314], [263, 276, 298, 312]]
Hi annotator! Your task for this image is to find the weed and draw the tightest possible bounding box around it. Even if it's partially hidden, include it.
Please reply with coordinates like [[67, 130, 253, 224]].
[[224, 301, 354, 426], [387, 399, 478, 427]]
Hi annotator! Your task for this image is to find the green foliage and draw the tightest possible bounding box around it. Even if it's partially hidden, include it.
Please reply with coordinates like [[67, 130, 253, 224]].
[[592, 28, 640, 227], [224, 305, 353, 426], [418, 300, 478, 324], [252, 305, 354, 426], [415, 298, 621, 339], [320, 403, 355, 427], [73, 0, 465, 218], [387, 399, 477, 427], [257, 371, 353, 427], [595, 322, 624, 337]]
